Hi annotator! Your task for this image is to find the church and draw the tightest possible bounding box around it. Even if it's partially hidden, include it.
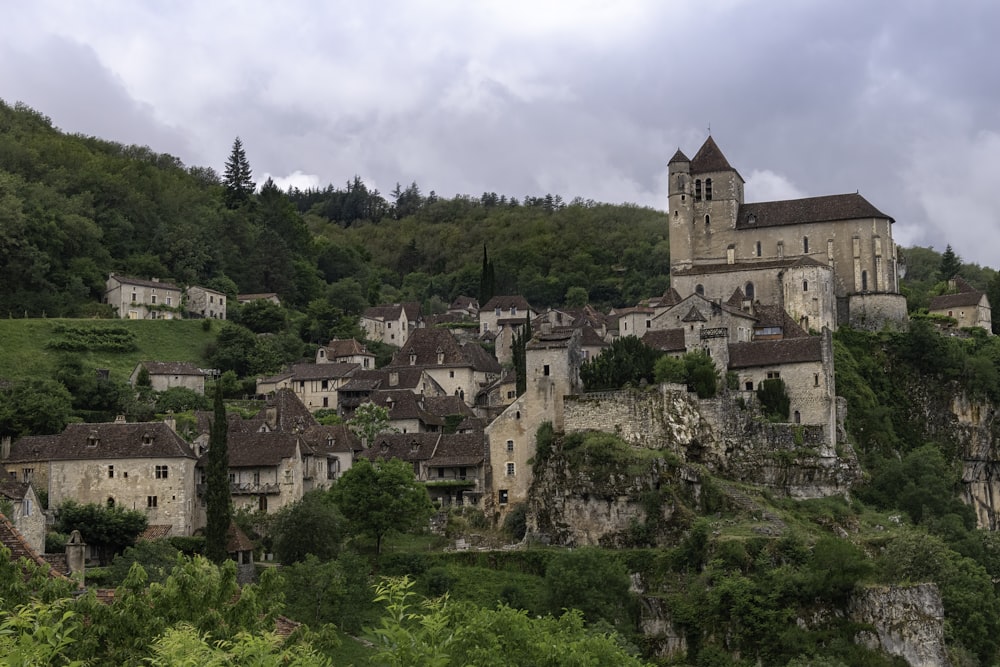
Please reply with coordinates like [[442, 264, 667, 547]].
[[667, 137, 908, 331]]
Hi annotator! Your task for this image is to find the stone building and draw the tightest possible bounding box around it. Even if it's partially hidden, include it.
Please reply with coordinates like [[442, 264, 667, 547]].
[[928, 276, 993, 333], [185, 285, 228, 320], [386, 328, 502, 407], [0, 479, 44, 555], [361, 302, 422, 347], [104, 274, 183, 320], [667, 137, 907, 330], [130, 361, 209, 394]]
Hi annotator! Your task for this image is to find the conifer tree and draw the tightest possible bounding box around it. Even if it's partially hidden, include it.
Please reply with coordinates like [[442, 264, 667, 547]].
[[938, 244, 962, 283], [223, 136, 256, 209], [204, 384, 232, 563]]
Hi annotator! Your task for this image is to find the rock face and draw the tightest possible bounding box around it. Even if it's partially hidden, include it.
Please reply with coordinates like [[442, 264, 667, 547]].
[[562, 385, 861, 498], [850, 584, 951, 667]]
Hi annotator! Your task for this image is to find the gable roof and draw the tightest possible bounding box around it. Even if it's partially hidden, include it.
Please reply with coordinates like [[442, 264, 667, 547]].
[[0, 513, 70, 580], [737, 193, 892, 228], [362, 302, 421, 322], [642, 329, 686, 352], [223, 432, 301, 468], [322, 338, 369, 358], [0, 479, 32, 502], [249, 388, 318, 433], [426, 433, 485, 467], [753, 304, 809, 338], [302, 424, 361, 454], [363, 433, 441, 463], [929, 291, 987, 310], [728, 337, 823, 369], [388, 329, 500, 373], [481, 295, 534, 312], [289, 362, 359, 381], [108, 274, 180, 291]]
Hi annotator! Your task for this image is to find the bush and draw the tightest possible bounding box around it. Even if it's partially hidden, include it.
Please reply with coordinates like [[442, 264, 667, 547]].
[[756, 378, 790, 421], [503, 504, 528, 541]]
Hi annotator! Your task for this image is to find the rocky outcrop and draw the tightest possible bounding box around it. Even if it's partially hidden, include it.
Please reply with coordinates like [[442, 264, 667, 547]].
[[850, 584, 950, 667]]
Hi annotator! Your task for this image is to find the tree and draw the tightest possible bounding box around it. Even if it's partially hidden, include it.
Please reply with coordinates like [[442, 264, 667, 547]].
[[580, 336, 662, 391], [55, 500, 148, 565], [938, 244, 962, 283], [0, 379, 74, 438], [478, 245, 496, 305], [270, 490, 344, 564], [564, 286, 588, 308], [684, 351, 720, 398], [654, 355, 687, 384], [222, 137, 255, 209], [988, 272, 1000, 335], [756, 378, 790, 420], [204, 385, 231, 564], [511, 319, 531, 397], [349, 402, 392, 448], [331, 458, 434, 555]]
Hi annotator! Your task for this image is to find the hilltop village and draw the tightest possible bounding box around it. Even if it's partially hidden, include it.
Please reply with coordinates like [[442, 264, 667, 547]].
[[3, 135, 999, 665]]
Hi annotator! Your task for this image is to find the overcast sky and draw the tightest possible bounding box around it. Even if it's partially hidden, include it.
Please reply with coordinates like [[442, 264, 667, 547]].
[[2, 1, 998, 268]]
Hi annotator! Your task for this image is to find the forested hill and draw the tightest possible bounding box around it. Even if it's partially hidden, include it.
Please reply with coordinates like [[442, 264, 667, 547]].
[[0, 100, 668, 319]]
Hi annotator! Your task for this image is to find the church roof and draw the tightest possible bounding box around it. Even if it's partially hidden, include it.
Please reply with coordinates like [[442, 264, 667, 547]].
[[690, 136, 741, 178], [737, 193, 893, 228]]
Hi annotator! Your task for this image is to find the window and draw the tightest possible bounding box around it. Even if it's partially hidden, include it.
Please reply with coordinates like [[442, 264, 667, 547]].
[[449, 370, 455, 378], [165, 296, 172, 306], [705, 178, 713, 200], [147, 496, 158, 508], [228, 472, 236, 484], [253, 471, 260, 485], [755, 241, 762, 257], [814, 373, 820, 387], [694, 179, 702, 201], [646, 320, 652, 328], [21, 468, 33, 482], [258, 495, 268, 512], [766, 371, 781, 380], [506, 462, 515, 476], [108, 465, 114, 479], [506, 439, 514, 453], [321, 379, 329, 389], [794, 411, 801, 424], [745, 282, 755, 301], [745, 381, 753, 391], [459, 466, 467, 478], [498, 489, 509, 505], [803, 280, 809, 292], [23, 499, 31, 517], [438, 467, 445, 478], [131, 292, 137, 302], [511, 306, 517, 315], [107, 497, 115, 508], [695, 284, 705, 296], [151, 294, 157, 304], [543, 365, 550, 376], [155, 465, 168, 479], [861, 270, 868, 291], [705, 214, 710, 226], [387, 322, 392, 328], [322, 396, 329, 408], [803, 237, 809, 253], [210, 295, 214, 303], [495, 307, 501, 316]]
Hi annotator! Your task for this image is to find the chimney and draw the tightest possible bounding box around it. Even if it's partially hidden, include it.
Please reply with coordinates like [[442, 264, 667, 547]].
[[114, 415, 126, 424], [65, 530, 86, 585], [164, 415, 177, 432]]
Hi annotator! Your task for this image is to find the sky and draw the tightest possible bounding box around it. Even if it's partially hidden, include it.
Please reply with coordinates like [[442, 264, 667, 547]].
[[1, 0, 998, 268]]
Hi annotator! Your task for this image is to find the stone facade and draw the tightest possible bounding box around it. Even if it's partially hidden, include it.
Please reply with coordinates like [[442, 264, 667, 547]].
[[667, 138, 906, 330], [361, 302, 421, 347], [130, 361, 208, 394], [185, 285, 227, 320], [104, 274, 183, 320], [0, 480, 44, 555]]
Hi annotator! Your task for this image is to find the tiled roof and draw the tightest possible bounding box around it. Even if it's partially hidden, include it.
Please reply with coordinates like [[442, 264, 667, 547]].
[[237, 292, 278, 302], [726, 287, 746, 308], [388, 328, 500, 371], [0, 513, 69, 580], [449, 296, 479, 311], [737, 193, 892, 228], [363, 433, 441, 462], [578, 325, 608, 348], [649, 287, 684, 308], [461, 341, 503, 373], [427, 433, 485, 467], [681, 305, 707, 323], [527, 328, 576, 350], [302, 425, 361, 454], [248, 388, 318, 433], [322, 338, 368, 358], [929, 291, 986, 310], [140, 524, 173, 540], [140, 361, 207, 376], [668, 148, 690, 165], [690, 136, 740, 177], [753, 305, 809, 338], [224, 432, 301, 467], [10, 422, 194, 462], [227, 521, 255, 553], [363, 302, 421, 321], [289, 362, 359, 380], [109, 274, 180, 291], [481, 295, 534, 312], [728, 337, 823, 368], [642, 329, 686, 352], [422, 395, 476, 418]]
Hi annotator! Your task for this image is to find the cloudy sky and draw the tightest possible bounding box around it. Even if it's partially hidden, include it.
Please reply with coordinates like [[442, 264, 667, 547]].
[[2, 1, 998, 267]]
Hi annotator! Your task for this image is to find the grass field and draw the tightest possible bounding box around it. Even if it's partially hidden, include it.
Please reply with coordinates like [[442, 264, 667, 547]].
[[0, 318, 220, 383]]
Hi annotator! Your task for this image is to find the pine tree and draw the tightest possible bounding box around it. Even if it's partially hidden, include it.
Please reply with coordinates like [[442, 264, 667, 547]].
[[204, 384, 232, 564], [938, 244, 962, 283], [223, 136, 256, 209]]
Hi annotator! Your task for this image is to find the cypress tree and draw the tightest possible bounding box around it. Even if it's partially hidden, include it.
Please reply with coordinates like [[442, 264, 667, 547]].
[[204, 384, 232, 563]]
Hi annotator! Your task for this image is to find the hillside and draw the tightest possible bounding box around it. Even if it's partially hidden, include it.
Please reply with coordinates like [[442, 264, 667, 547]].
[[0, 319, 217, 382]]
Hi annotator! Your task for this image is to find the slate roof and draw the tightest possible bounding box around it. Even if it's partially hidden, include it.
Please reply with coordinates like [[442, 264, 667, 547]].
[[929, 291, 986, 310], [727, 287, 747, 308], [753, 305, 809, 338], [737, 193, 892, 228], [302, 424, 361, 454], [248, 388, 318, 433], [139, 361, 207, 376], [668, 148, 690, 165], [728, 337, 823, 369], [223, 432, 301, 468], [321, 338, 369, 358], [642, 329, 686, 352], [449, 295, 479, 311], [427, 433, 485, 467], [9, 422, 195, 462], [388, 329, 501, 373], [289, 362, 359, 380], [363, 433, 441, 462], [648, 287, 684, 308], [422, 395, 476, 418], [0, 480, 31, 502], [227, 521, 255, 553], [690, 136, 742, 179], [109, 274, 180, 291], [362, 302, 421, 321]]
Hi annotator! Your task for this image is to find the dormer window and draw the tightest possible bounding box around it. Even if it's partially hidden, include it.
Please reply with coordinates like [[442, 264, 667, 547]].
[[87, 434, 99, 447], [142, 433, 153, 446], [511, 306, 517, 315], [705, 178, 713, 200], [747, 213, 756, 225], [409, 351, 417, 366], [436, 347, 444, 364], [410, 441, 420, 453]]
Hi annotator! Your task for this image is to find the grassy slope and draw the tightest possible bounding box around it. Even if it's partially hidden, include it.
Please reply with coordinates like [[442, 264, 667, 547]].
[[0, 318, 219, 382]]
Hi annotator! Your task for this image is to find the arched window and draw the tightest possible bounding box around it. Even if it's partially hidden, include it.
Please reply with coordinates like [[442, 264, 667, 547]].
[[705, 178, 713, 200], [756, 241, 762, 257], [745, 282, 755, 301], [107, 497, 115, 508], [861, 270, 868, 291], [695, 284, 705, 296], [694, 179, 702, 201], [803, 236, 809, 253], [803, 280, 808, 292], [794, 410, 801, 424], [705, 215, 710, 226]]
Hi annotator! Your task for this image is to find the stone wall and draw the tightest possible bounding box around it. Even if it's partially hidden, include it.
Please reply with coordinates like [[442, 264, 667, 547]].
[[848, 293, 909, 331], [850, 584, 951, 667]]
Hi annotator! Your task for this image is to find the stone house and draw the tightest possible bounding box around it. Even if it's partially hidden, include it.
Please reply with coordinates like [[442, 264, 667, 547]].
[[130, 361, 209, 394], [361, 302, 422, 347], [261, 362, 360, 412], [475, 369, 519, 421], [372, 391, 476, 434], [361, 432, 487, 507], [316, 338, 375, 368], [448, 295, 480, 318], [185, 285, 228, 320], [613, 306, 656, 338], [485, 327, 585, 514], [40, 419, 198, 537], [667, 137, 907, 330], [2, 433, 59, 491], [928, 277, 992, 333], [479, 296, 537, 363], [386, 328, 502, 407], [104, 274, 183, 320], [338, 367, 449, 419], [0, 479, 44, 555]]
